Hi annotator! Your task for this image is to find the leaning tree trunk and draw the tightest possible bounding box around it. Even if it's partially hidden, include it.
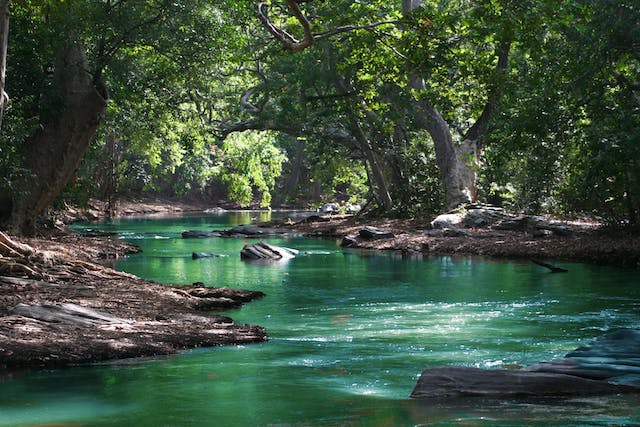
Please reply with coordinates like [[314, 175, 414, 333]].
[[9, 38, 107, 236], [403, 0, 477, 210], [0, 0, 9, 128]]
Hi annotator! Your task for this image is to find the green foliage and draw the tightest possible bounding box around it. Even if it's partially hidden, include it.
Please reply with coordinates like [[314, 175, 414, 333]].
[[485, 0, 640, 222], [214, 131, 286, 208], [2, 0, 639, 224]]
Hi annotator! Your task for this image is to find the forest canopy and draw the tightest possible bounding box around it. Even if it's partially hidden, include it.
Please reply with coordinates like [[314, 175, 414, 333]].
[[0, 0, 638, 235]]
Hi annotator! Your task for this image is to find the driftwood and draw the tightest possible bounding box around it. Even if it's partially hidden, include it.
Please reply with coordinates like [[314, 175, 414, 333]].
[[10, 302, 132, 326]]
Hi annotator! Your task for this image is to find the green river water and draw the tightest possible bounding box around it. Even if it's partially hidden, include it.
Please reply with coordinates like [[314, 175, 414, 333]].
[[1, 212, 639, 426]]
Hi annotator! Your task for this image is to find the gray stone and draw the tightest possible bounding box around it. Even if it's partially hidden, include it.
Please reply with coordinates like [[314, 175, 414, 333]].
[[192, 252, 226, 259], [358, 226, 395, 240], [430, 213, 465, 229], [463, 208, 507, 228], [410, 367, 639, 399], [412, 329, 640, 400], [240, 242, 298, 261], [182, 230, 221, 239], [319, 203, 340, 214]]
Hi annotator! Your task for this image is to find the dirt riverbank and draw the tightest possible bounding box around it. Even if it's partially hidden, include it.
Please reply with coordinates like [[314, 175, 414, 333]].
[[0, 233, 266, 370], [276, 215, 640, 268]]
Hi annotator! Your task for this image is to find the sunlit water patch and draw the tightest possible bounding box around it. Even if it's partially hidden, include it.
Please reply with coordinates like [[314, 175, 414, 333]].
[[0, 213, 638, 426]]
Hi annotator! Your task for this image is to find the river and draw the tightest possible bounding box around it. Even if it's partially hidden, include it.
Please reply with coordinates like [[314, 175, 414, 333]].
[[1, 212, 639, 426]]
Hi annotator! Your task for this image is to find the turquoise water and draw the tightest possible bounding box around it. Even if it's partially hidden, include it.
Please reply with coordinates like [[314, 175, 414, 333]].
[[1, 212, 639, 426]]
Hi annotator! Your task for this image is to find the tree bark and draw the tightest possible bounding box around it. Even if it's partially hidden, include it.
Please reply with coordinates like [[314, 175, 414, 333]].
[[403, 0, 477, 210], [0, 0, 9, 128], [9, 38, 107, 236]]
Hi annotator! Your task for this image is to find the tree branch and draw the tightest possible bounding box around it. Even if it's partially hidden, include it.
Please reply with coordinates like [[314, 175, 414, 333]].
[[313, 20, 398, 40], [463, 39, 511, 144], [257, 1, 314, 52]]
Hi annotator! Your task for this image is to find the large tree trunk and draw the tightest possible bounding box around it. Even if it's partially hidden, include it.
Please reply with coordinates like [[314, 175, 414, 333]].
[[0, 0, 9, 128], [9, 38, 107, 236], [403, 1, 477, 210], [409, 77, 478, 210]]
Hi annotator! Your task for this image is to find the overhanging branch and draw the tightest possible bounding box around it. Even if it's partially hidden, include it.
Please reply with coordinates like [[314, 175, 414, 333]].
[[257, 0, 314, 52]]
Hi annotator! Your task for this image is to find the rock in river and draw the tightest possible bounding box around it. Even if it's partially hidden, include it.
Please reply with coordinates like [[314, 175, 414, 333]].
[[411, 329, 640, 400], [240, 242, 299, 261], [192, 252, 227, 259]]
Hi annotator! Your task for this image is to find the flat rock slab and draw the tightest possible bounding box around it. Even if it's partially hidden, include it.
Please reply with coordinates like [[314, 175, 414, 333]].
[[410, 367, 639, 399], [222, 225, 299, 238], [358, 226, 395, 240], [530, 329, 640, 385], [182, 230, 221, 239]]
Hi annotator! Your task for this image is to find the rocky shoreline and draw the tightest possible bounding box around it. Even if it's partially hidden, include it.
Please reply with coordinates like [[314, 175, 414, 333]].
[[270, 209, 640, 268]]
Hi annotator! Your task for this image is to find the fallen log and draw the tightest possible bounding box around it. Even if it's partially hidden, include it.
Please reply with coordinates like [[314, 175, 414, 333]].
[[10, 302, 132, 326]]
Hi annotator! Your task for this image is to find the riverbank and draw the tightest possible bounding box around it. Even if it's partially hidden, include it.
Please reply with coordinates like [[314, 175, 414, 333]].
[[274, 214, 640, 268], [0, 233, 266, 370], [73, 197, 640, 268]]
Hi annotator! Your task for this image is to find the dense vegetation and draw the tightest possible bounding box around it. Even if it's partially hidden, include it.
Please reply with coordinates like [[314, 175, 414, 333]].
[[0, 0, 638, 235]]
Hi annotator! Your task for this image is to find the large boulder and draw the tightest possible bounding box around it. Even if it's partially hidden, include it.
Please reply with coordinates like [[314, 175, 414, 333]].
[[410, 367, 638, 399], [530, 329, 640, 385], [412, 329, 640, 400], [463, 207, 508, 228], [240, 242, 299, 261], [430, 213, 465, 229]]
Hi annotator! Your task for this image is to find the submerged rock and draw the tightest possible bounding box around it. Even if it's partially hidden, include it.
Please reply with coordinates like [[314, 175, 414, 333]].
[[240, 242, 299, 261], [182, 230, 221, 239], [221, 225, 299, 238], [192, 252, 227, 259]]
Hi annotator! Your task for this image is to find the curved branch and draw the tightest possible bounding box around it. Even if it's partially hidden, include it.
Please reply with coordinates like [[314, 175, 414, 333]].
[[463, 39, 511, 144], [313, 20, 398, 40], [257, 1, 314, 52]]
